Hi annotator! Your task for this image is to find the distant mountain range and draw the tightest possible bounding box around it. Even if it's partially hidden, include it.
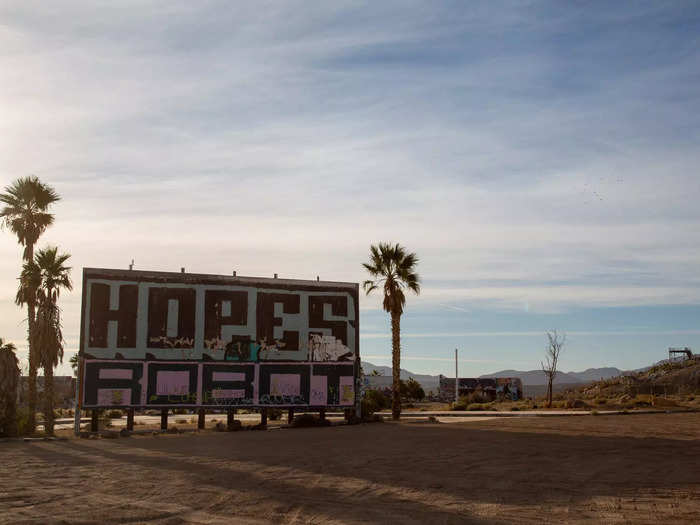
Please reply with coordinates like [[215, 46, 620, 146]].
[[479, 367, 625, 385], [361, 360, 643, 389]]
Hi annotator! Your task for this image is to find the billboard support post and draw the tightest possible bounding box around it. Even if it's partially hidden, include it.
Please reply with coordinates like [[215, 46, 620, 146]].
[[73, 364, 81, 435]]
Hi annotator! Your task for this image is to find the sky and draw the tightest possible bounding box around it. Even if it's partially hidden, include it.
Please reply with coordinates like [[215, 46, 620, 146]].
[[1, 1, 700, 377]]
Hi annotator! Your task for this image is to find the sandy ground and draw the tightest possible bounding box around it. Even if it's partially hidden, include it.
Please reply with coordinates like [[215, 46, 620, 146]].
[[1, 412, 699, 524]]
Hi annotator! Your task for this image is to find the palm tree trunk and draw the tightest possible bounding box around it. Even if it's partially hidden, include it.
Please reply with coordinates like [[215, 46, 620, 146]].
[[547, 378, 553, 408], [43, 365, 54, 435], [26, 243, 37, 434], [391, 311, 401, 420]]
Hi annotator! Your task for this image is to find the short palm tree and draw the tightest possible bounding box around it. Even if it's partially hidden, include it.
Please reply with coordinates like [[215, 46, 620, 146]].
[[363, 242, 420, 420], [1, 176, 60, 432], [0, 338, 21, 437], [69, 353, 79, 378], [19, 247, 72, 434]]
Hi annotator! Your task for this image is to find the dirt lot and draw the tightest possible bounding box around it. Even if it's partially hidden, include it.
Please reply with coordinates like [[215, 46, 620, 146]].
[[1, 413, 699, 524]]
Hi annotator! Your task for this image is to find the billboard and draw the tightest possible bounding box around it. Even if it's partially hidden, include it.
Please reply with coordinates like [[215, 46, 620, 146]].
[[78, 268, 359, 409], [438, 375, 523, 401]]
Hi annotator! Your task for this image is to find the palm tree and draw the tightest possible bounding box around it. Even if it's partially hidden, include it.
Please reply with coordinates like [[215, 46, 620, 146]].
[[69, 353, 79, 378], [20, 247, 72, 434], [0, 338, 21, 437], [363, 242, 420, 420], [1, 176, 60, 432]]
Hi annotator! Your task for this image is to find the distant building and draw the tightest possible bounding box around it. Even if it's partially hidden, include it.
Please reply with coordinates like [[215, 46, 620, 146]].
[[438, 375, 522, 401], [18, 376, 75, 408]]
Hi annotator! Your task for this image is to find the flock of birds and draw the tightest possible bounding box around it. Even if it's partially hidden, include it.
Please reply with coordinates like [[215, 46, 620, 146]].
[[579, 175, 624, 204]]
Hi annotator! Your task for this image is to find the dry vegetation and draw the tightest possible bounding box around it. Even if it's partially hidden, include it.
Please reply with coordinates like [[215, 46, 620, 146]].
[[443, 358, 700, 412]]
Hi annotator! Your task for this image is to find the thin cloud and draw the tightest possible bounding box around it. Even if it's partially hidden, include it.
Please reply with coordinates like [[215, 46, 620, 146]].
[[1, 2, 699, 376]]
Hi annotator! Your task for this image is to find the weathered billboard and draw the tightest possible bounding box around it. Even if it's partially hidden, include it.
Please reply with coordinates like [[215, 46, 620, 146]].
[[79, 268, 359, 409], [438, 375, 523, 401]]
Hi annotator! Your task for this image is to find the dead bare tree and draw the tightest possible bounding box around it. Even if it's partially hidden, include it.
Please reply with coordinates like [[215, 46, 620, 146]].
[[541, 331, 565, 408]]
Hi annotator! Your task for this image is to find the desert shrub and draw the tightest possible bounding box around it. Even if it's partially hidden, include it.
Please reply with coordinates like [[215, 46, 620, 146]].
[[591, 410, 600, 416], [362, 389, 389, 416], [467, 403, 489, 411], [12, 407, 31, 436], [105, 409, 123, 419], [510, 406, 520, 411], [465, 389, 490, 404], [361, 397, 378, 416], [175, 418, 188, 424], [652, 397, 678, 408], [565, 399, 588, 409], [172, 408, 189, 415], [401, 378, 425, 401], [450, 398, 467, 411], [595, 398, 607, 405]]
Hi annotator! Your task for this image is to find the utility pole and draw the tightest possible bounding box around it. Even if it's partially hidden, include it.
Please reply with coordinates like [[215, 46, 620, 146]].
[[455, 348, 459, 404]]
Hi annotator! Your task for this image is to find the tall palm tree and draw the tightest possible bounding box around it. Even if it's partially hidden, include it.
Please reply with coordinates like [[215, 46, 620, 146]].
[[363, 242, 420, 420], [0, 338, 21, 437], [1, 176, 60, 432], [20, 247, 72, 434]]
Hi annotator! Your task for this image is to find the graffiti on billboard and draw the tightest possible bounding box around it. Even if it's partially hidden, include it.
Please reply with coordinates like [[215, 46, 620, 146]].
[[82, 270, 357, 362], [79, 268, 360, 408], [82, 359, 356, 408]]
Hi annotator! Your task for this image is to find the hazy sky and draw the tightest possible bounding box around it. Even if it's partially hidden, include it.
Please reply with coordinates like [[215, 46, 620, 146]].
[[2, 1, 700, 377]]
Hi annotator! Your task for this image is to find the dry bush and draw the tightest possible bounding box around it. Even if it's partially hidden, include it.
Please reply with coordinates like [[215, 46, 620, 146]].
[[565, 398, 589, 409], [652, 397, 678, 407]]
